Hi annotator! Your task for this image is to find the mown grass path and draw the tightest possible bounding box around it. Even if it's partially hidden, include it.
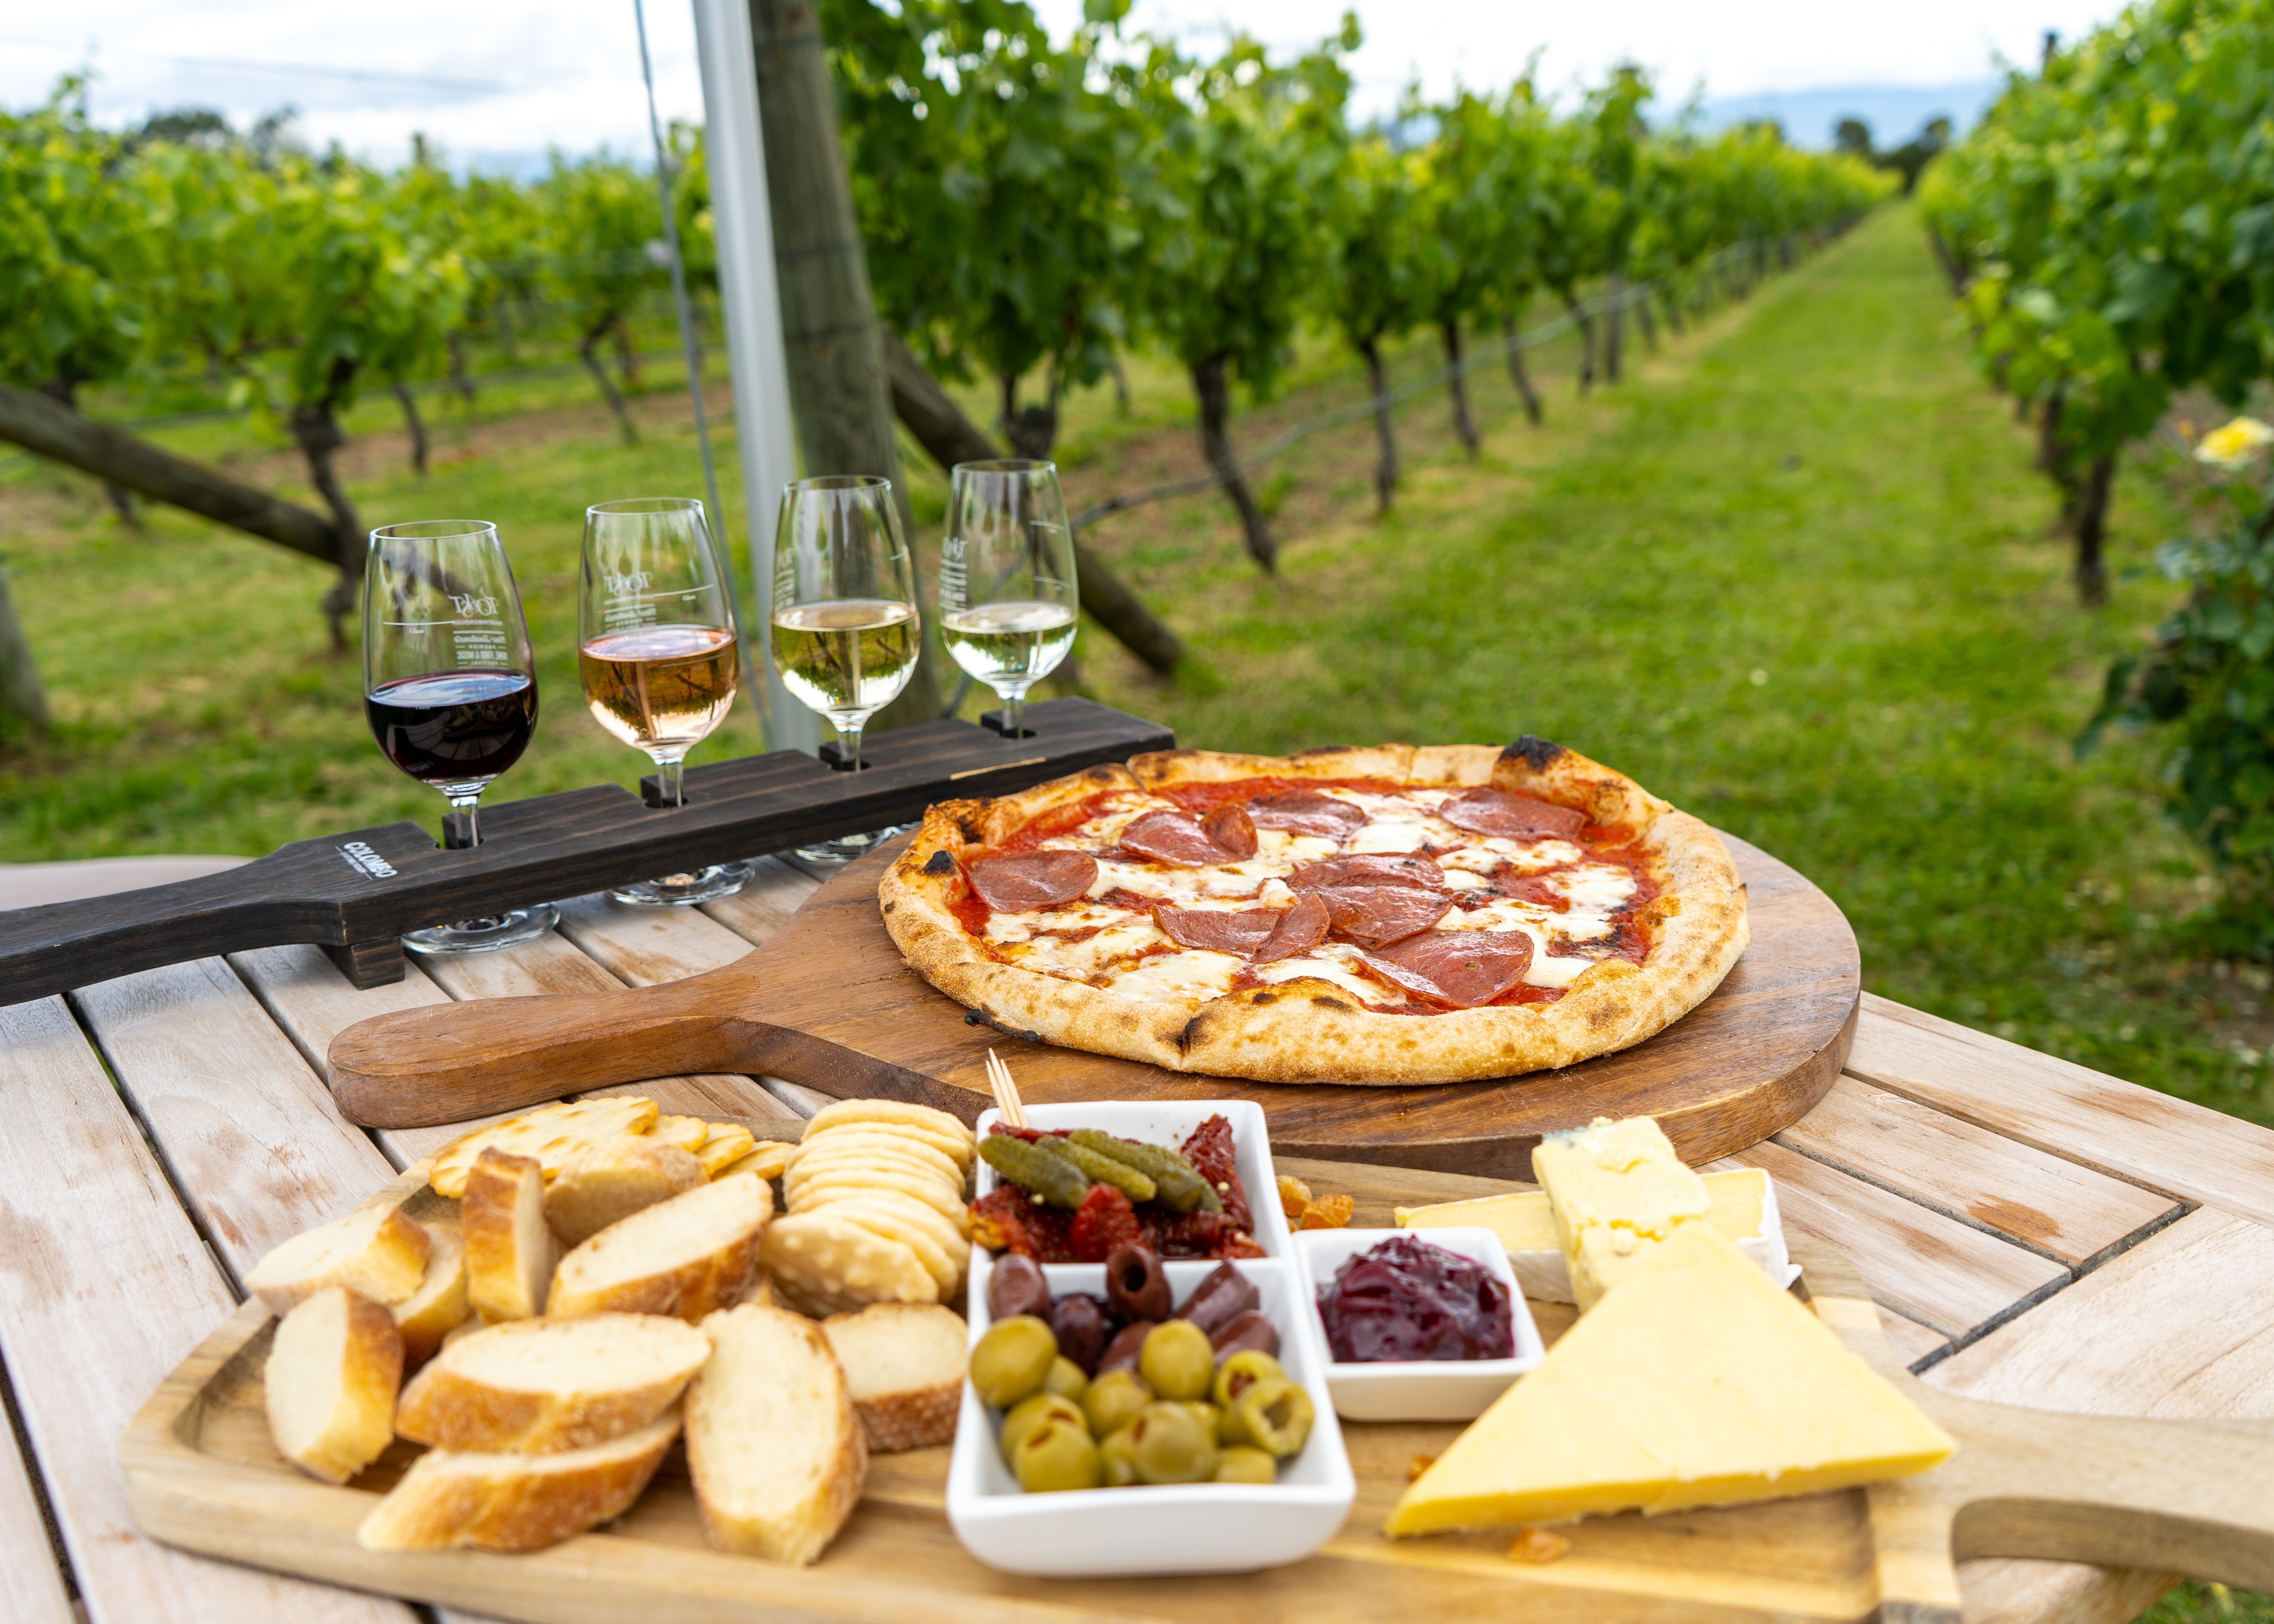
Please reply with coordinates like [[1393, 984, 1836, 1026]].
[[1087, 205, 2271, 1130]]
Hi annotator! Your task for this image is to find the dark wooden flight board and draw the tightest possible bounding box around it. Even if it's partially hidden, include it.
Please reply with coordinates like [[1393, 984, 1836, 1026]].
[[0, 700, 1171, 1005], [329, 829, 1861, 1179]]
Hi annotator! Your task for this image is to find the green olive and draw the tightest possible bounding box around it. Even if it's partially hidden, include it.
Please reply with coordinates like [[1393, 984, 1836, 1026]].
[[1138, 1320, 1215, 1402], [1223, 1376, 1315, 1459], [1178, 1400, 1220, 1438], [1214, 1445, 1278, 1484], [1042, 1356, 1090, 1403], [1098, 1421, 1142, 1487], [1081, 1366, 1152, 1437], [1212, 1348, 1288, 1410], [970, 1316, 1058, 1409], [999, 1392, 1086, 1463], [1012, 1417, 1105, 1493], [1128, 1401, 1219, 1485]]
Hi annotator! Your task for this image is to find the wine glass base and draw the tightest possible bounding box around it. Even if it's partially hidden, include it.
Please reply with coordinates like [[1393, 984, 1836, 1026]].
[[610, 862, 753, 907], [402, 903, 559, 956], [792, 824, 913, 866]]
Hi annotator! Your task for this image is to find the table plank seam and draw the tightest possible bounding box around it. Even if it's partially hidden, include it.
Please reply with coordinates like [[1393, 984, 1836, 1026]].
[[0, 1346, 80, 1610], [227, 951, 415, 1176], [1905, 1270, 2078, 1376]]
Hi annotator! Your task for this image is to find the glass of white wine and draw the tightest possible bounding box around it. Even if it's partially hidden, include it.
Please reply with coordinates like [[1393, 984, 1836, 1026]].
[[579, 497, 751, 905], [770, 476, 921, 859], [939, 459, 1079, 739]]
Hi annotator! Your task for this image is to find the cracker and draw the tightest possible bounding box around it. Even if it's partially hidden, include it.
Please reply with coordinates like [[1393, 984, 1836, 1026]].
[[805, 1099, 976, 1162], [648, 1115, 709, 1153], [808, 1196, 960, 1296], [694, 1124, 757, 1177], [428, 1098, 659, 1199], [789, 1129, 962, 1186], [713, 1141, 797, 1183], [787, 1165, 966, 1224], [760, 1211, 938, 1311], [796, 1185, 970, 1260]]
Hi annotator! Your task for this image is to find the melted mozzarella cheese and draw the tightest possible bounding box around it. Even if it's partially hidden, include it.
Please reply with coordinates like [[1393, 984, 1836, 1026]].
[[1105, 949, 1243, 1004], [1256, 943, 1409, 1007]]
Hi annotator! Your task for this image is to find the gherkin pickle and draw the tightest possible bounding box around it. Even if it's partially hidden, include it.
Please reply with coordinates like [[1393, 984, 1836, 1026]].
[[979, 1134, 1092, 1209], [1212, 1348, 1288, 1410], [1066, 1129, 1220, 1213], [1138, 1320, 1214, 1402], [1098, 1421, 1142, 1486], [1127, 1402, 1219, 1485], [1042, 1356, 1089, 1403], [1013, 1418, 1104, 1493], [1082, 1365, 1152, 1437], [1055, 1140, 1156, 1202], [999, 1392, 1086, 1463], [1223, 1377, 1315, 1458], [1214, 1446, 1278, 1484], [970, 1315, 1057, 1408]]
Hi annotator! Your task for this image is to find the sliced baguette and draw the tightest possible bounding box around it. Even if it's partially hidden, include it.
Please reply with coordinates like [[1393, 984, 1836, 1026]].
[[548, 1172, 770, 1324], [820, 1302, 966, 1453], [356, 1411, 680, 1553], [686, 1303, 866, 1565], [428, 1097, 660, 1199], [265, 1286, 403, 1484], [464, 1149, 559, 1322], [392, 1224, 470, 1366], [543, 1137, 706, 1246], [394, 1313, 710, 1453], [246, 1203, 432, 1313]]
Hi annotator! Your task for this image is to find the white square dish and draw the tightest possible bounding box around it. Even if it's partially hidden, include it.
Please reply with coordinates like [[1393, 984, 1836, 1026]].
[[1293, 1227, 1545, 1422], [946, 1256, 1354, 1577]]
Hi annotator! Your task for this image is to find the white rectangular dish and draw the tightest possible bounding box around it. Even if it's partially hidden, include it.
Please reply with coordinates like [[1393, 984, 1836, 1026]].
[[947, 1257, 1353, 1577], [1292, 1227, 1544, 1422]]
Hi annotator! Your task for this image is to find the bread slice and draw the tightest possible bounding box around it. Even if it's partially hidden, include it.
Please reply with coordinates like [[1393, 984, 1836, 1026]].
[[464, 1149, 559, 1322], [543, 1137, 706, 1246], [821, 1303, 966, 1453], [265, 1286, 403, 1484], [686, 1304, 866, 1565], [428, 1097, 660, 1199], [394, 1313, 710, 1453], [548, 1173, 770, 1324], [246, 1203, 432, 1313], [694, 1124, 757, 1178], [392, 1224, 470, 1366], [356, 1411, 680, 1553]]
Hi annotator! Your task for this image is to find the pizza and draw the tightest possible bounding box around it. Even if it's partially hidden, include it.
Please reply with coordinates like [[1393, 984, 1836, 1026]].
[[877, 738, 1748, 1085]]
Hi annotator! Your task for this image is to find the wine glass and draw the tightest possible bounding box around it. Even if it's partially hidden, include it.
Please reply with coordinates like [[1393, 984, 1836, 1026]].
[[939, 459, 1079, 738], [363, 520, 556, 955], [579, 497, 752, 906], [769, 475, 921, 862]]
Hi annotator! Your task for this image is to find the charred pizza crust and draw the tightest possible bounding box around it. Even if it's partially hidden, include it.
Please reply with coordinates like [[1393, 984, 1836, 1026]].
[[877, 739, 1748, 1084]]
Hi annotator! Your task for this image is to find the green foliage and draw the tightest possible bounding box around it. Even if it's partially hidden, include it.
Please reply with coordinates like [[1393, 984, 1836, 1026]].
[[0, 80, 146, 394], [535, 150, 667, 344], [1320, 134, 1430, 349]]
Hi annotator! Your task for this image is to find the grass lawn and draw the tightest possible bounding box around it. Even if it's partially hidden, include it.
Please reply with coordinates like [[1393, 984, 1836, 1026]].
[[0, 203, 2266, 1623]]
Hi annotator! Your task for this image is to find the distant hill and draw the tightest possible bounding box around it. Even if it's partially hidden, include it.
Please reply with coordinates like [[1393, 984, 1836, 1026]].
[[1689, 80, 2004, 150]]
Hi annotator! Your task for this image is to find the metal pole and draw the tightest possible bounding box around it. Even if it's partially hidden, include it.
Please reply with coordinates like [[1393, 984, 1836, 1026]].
[[688, 0, 816, 754]]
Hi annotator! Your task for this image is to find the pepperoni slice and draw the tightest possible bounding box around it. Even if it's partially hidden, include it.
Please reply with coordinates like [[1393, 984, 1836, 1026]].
[[967, 851, 1099, 912], [1366, 931, 1535, 1008], [1289, 853, 1446, 892], [1249, 890, 1328, 965], [1491, 872, 1571, 911], [1308, 885, 1455, 949], [1437, 788, 1587, 840], [1119, 809, 1247, 867], [1247, 791, 1366, 839], [1201, 803, 1258, 860], [1153, 905, 1275, 955]]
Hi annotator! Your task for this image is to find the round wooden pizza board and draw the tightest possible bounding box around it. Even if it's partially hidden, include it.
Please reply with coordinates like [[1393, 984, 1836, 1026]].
[[331, 830, 1859, 1180]]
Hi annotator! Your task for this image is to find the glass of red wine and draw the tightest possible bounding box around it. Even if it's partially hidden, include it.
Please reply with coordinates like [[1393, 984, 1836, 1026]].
[[363, 520, 555, 955]]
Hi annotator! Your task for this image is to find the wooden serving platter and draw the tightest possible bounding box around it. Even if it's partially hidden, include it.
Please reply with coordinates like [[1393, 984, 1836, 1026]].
[[327, 832, 1860, 1180], [121, 1153, 2274, 1624]]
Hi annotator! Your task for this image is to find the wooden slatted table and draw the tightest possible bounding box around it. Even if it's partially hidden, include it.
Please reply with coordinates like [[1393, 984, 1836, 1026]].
[[3, 854, 2269, 1624]]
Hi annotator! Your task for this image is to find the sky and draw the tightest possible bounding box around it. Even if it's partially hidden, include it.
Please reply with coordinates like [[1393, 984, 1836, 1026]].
[[2, 0, 2129, 171]]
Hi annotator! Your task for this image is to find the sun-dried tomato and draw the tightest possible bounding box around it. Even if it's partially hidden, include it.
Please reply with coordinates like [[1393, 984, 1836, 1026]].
[[969, 1186, 1075, 1262], [1154, 1209, 1262, 1260], [1068, 1182, 1142, 1263], [1178, 1114, 1253, 1234]]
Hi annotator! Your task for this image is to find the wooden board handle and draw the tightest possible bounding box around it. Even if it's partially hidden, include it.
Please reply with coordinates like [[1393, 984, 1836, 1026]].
[[327, 970, 782, 1127]]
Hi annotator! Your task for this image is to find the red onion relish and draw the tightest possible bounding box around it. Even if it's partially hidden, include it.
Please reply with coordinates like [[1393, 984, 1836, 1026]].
[[1316, 1235, 1514, 1362]]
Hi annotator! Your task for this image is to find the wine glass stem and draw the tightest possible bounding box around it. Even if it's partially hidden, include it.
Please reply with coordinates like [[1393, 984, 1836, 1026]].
[[650, 750, 687, 808], [1003, 689, 1025, 738], [448, 792, 482, 849], [839, 721, 865, 772]]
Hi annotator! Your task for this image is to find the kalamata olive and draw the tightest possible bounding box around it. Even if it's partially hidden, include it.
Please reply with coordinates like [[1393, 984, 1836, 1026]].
[[1209, 1308, 1280, 1363], [1139, 1320, 1215, 1402], [1173, 1260, 1258, 1337], [999, 1391, 1086, 1462], [1042, 1356, 1089, 1403], [1104, 1243, 1172, 1323], [970, 1316, 1057, 1408], [1215, 1445, 1277, 1484], [1212, 1348, 1288, 1410], [1047, 1293, 1110, 1375], [986, 1253, 1052, 1322], [1128, 1401, 1219, 1484], [1013, 1417, 1104, 1492], [1082, 1366, 1152, 1437], [1096, 1318, 1156, 1376], [1098, 1421, 1142, 1486], [1223, 1376, 1314, 1458]]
